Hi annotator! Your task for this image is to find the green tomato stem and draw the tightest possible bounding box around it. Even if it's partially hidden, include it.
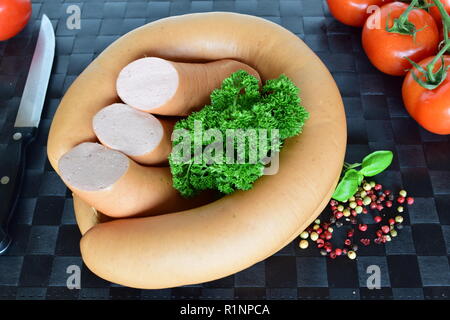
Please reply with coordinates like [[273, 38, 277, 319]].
[[387, 0, 420, 35], [432, 0, 450, 45]]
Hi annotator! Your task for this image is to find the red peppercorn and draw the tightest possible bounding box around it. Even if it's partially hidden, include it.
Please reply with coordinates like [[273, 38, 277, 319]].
[[351, 209, 357, 217], [378, 196, 385, 202], [335, 211, 343, 219], [324, 231, 332, 240], [376, 230, 383, 237], [330, 251, 337, 259], [358, 224, 368, 232], [347, 229, 354, 238], [362, 208, 368, 214], [385, 190, 391, 195], [316, 239, 324, 248], [306, 227, 313, 233], [375, 184, 382, 190], [374, 216, 382, 223], [385, 200, 392, 208], [374, 237, 382, 244], [360, 238, 371, 246], [381, 225, 390, 234], [330, 200, 338, 206], [342, 249, 348, 255], [331, 206, 337, 211], [371, 195, 377, 201], [370, 203, 377, 210], [335, 248, 342, 256], [397, 196, 405, 204], [407, 197, 414, 205], [376, 204, 384, 211], [325, 246, 332, 253], [319, 233, 326, 240], [344, 239, 352, 246], [356, 199, 363, 206], [322, 223, 329, 230], [388, 218, 395, 225]]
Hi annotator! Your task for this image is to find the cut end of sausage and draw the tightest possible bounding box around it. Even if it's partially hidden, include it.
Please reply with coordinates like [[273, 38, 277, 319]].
[[58, 142, 129, 192], [93, 103, 164, 157], [116, 57, 179, 112]]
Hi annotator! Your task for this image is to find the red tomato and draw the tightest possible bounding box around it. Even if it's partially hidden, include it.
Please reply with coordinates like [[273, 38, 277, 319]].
[[362, 2, 439, 76], [327, 0, 395, 27], [427, 0, 450, 29], [402, 55, 450, 135], [0, 0, 32, 41]]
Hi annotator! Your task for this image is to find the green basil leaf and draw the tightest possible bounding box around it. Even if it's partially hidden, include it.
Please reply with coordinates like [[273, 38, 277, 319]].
[[332, 169, 360, 202], [360, 151, 393, 177]]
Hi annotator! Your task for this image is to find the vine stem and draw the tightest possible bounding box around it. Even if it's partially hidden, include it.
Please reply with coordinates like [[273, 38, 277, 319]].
[[387, 0, 420, 35]]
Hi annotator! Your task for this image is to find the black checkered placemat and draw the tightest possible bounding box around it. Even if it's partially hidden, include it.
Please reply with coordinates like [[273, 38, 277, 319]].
[[0, 0, 449, 300]]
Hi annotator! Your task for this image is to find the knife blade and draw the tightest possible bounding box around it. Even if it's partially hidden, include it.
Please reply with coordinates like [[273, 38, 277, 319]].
[[0, 15, 55, 254]]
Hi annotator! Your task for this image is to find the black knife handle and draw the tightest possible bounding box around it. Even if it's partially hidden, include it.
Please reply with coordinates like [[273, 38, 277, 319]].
[[0, 127, 35, 254]]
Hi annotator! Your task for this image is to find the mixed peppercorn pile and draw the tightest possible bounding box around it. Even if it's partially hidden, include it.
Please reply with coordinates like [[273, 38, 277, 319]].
[[299, 180, 415, 260]]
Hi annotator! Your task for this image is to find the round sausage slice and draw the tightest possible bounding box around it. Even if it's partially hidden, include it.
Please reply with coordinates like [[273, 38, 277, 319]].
[[59, 142, 213, 218], [93, 103, 173, 165], [116, 57, 260, 115]]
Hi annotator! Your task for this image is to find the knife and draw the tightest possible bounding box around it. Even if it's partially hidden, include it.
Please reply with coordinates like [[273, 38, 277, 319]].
[[0, 15, 55, 254]]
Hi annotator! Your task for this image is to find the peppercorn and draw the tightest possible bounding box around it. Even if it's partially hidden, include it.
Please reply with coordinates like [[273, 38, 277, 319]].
[[399, 190, 407, 197], [388, 218, 395, 225], [335, 211, 343, 219], [328, 227, 334, 233], [347, 251, 357, 260], [351, 209, 357, 217], [390, 229, 398, 237], [397, 196, 405, 204], [407, 197, 414, 205], [397, 206, 404, 213], [335, 248, 342, 256], [316, 239, 325, 248], [388, 194, 394, 201], [385, 200, 393, 208], [330, 216, 336, 224], [362, 208, 368, 214], [343, 208, 351, 217], [299, 240, 309, 249], [317, 228, 324, 235], [350, 217, 357, 224], [374, 184, 382, 191], [363, 183, 372, 191], [324, 231, 333, 240], [378, 196, 385, 202], [395, 215, 404, 224], [355, 206, 363, 214], [344, 239, 352, 246], [330, 200, 338, 206], [300, 231, 309, 239], [370, 181, 376, 188], [360, 238, 371, 246], [310, 232, 319, 241], [374, 216, 382, 223], [329, 251, 337, 259], [376, 204, 384, 211], [374, 237, 382, 244], [320, 249, 327, 256], [381, 225, 390, 234], [336, 221, 343, 228], [397, 224, 404, 230], [349, 196, 356, 202], [363, 196, 371, 206], [313, 224, 320, 231], [356, 199, 363, 206], [385, 190, 391, 195], [376, 230, 383, 237], [352, 244, 359, 251], [384, 235, 392, 242], [337, 205, 344, 212], [320, 233, 326, 240], [360, 191, 367, 198], [347, 229, 354, 237], [349, 202, 357, 209], [370, 203, 377, 210], [358, 224, 368, 232]]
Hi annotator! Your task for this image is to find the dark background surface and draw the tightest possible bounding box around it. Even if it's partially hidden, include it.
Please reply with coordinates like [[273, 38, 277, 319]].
[[0, 0, 449, 300]]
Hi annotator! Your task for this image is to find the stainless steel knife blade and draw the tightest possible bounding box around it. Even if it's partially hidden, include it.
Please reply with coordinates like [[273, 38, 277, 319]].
[[14, 14, 55, 128]]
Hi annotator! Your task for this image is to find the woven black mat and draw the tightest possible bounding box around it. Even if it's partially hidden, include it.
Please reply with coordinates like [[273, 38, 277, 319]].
[[0, 0, 449, 300]]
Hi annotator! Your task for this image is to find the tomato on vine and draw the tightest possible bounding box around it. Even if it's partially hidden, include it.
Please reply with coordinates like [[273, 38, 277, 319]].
[[326, 0, 395, 27], [402, 0, 450, 135], [362, 1, 439, 76]]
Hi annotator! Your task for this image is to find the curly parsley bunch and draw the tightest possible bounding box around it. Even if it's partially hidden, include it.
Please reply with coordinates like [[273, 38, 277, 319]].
[[169, 70, 309, 197]]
